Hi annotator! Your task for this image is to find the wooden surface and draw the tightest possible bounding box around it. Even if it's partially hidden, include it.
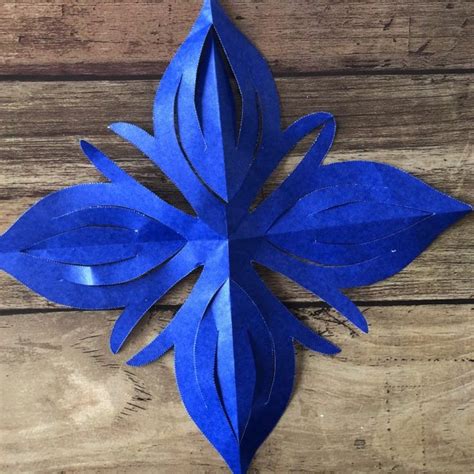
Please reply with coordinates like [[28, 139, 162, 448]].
[[0, 1, 472, 76], [1, 305, 473, 473], [0, 1, 473, 472]]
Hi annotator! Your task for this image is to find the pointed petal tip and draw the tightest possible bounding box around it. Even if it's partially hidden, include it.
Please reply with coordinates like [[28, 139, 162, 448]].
[[109, 338, 121, 355], [359, 319, 369, 334], [200, 0, 224, 23], [320, 342, 341, 356], [459, 201, 473, 214], [79, 140, 103, 166], [320, 111, 335, 122], [79, 139, 94, 154], [108, 122, 123, 133], [80, 140, 108, 168], [294, 334, 341, 356], [449, 195, 472, 213], [440, 200, 472, 226], [226, 454, 250, 474], [329, 344, 342, 355], [126, 354, 145, 367], [440, 194, 472, 217], [346, 310, 369, 334], [108, 122, 135, 135], [350, 306, 369, 333], [202, 0, 219, 10]]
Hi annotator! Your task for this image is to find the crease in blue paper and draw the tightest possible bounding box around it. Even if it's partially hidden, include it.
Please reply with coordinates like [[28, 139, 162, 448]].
[[0, 0, 471, 472]]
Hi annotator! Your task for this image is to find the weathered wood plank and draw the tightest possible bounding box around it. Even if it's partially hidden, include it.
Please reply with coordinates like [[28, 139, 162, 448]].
[[0, 0, 472, 77], [0, 75, 472, 307], [0, 304, 472, 472]]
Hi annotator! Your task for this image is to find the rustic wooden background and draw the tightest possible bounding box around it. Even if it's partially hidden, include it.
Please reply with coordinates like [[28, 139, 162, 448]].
[[0, 1, 473, 472]]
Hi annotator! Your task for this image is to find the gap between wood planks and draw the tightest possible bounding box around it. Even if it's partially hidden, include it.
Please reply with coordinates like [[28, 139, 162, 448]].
[[1, 299, 473, 318], [0, 67, 472, 82]]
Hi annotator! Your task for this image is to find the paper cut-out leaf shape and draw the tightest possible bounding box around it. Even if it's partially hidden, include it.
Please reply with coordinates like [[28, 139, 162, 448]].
[[0, 0, 471, 472]]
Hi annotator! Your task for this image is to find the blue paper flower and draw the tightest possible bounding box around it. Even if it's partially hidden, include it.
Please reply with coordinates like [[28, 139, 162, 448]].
[[0, 1, 470, 472]]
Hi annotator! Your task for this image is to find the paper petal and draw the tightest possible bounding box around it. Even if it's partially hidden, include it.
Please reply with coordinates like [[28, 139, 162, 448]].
[[0, 182, 200, 309], [260, 162, 471, 288]]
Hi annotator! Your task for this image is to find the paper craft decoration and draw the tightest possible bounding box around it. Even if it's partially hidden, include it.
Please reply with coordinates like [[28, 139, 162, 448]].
[[0, 0, 471, 472]]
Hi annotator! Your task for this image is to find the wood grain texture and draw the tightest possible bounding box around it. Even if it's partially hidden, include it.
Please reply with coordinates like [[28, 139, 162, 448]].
[[0, 75, 472, 308], [0, 1, 473, 473], [0, 0, 472, 77], [1, 304, 472, 473]]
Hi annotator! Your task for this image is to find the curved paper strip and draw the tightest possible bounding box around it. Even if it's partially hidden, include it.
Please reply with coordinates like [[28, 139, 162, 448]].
[[26, 207, 184, 266], [108, 122, 226, 233], [110, 243, 203, 353], [82, 140, 200, 238], [27, 226, 141, 266], [254, 241, 369, 332], [127, 250, 229, 366], [235, 264, 340, 466], [80, 140, 135, 184], [238, 112, 336, 217], [230, 112, 336, 231]]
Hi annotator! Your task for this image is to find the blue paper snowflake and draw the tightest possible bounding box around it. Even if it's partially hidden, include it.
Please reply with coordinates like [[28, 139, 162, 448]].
[[0, 1, 471, 472]]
